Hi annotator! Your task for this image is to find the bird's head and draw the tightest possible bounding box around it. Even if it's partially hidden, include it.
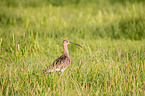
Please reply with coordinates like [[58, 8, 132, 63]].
[[63, 40, 82, 48]]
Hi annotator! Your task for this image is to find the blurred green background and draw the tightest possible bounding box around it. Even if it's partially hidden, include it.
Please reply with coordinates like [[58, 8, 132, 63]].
[[0, 0, 145, 95]]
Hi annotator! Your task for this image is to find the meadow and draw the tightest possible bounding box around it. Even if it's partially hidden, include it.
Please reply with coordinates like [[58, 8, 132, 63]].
[[0, 0, 145, 95]]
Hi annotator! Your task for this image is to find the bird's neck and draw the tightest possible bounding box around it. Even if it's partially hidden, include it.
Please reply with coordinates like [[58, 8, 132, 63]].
[[63, 43, 69, 57]]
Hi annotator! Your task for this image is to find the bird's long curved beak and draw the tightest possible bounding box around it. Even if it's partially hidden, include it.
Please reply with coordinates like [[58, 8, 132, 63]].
[[69, 42, 82, 48]]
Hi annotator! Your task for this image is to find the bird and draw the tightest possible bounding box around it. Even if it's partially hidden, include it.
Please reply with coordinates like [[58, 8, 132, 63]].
[[43, 40, 82, 73]]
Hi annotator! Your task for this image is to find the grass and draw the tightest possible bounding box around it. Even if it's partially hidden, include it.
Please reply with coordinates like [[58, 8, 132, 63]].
[[0, 0, 145, 95]]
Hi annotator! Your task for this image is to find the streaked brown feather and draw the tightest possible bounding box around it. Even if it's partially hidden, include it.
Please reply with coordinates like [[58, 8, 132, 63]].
[[43, 40, 81, 73], [44, 54, 70, 73]]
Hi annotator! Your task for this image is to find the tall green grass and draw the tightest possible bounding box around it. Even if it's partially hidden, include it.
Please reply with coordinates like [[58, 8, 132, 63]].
[[0, 0, 145, 95]]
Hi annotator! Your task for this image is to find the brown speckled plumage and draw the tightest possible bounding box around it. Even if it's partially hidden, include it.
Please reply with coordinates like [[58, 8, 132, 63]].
[[44, 40, 81, 73]]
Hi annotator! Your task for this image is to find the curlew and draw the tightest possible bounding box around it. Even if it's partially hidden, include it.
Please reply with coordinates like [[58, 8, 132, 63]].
[[43, 40, 82, 73]]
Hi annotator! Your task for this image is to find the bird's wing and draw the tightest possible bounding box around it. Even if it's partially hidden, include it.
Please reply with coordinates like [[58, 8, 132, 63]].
[[43, 55, 70, 73], [51, 55, 70, 68]]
